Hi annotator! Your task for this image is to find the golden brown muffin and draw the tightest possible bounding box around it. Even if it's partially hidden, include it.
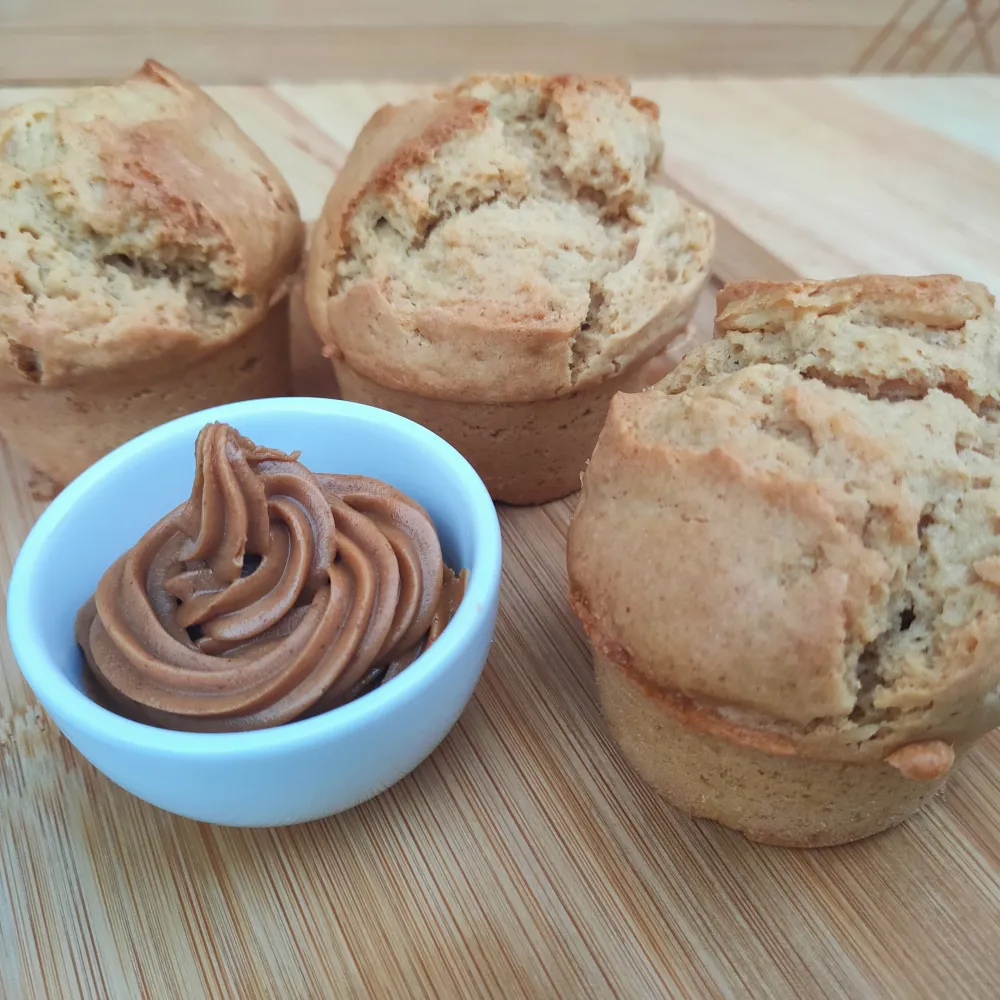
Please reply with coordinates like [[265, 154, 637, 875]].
[[568, 274, 1000, 846], [306, 74, 714, 504], [0, 60, 303, 486]]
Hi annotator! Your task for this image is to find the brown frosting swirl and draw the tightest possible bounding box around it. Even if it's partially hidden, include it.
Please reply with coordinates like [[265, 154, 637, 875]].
[[76, 422, 466, 732]]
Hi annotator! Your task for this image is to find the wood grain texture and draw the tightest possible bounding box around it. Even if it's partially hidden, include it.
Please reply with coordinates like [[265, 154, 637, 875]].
[[1, 1, 998, 81], [2, 78, 1000, 1000]]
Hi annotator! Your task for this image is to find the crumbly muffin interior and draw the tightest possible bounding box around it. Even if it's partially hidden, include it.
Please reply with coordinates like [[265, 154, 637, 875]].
[[0, 71, 292, 383], [650, 276, 1000, 741], [334, 76, 709, 385]]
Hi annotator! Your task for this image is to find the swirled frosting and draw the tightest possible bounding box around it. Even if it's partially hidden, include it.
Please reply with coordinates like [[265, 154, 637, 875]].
[[76, 422, 466, 732]]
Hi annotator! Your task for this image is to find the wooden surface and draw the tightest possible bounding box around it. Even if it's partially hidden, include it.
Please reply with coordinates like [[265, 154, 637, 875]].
[[2, 78, 1000, 1000], [2, 1, 999, 81]]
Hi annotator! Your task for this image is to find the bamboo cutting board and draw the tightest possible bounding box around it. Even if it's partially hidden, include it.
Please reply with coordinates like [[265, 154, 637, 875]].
[[2, 79, 1000, 1000]]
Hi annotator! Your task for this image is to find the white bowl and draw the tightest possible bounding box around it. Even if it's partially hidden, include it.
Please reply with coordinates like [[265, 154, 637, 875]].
[[7, 397, 502, 826]]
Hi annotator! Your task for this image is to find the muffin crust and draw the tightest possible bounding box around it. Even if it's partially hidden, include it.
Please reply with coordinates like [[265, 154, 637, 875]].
[[0, 60, 302, 387], [306, 74, 713, 404]]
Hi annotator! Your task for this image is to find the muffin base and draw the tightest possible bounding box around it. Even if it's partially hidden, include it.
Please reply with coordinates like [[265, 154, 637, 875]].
[[0, 302, 292, 488], [332, 341, 691, 506], [593, 652, 949, 847]]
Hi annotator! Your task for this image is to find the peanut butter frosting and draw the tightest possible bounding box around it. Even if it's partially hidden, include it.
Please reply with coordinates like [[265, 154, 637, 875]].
[[76, 422, 466, 731]]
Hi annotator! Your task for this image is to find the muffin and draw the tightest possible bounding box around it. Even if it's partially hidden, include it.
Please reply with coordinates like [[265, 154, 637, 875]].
[[0, 60, 303, 487], [306, 74, 714, 504], [568, 275, 1000, 847]]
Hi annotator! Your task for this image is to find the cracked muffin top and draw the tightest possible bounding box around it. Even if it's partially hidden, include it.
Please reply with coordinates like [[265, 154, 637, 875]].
[[306, 74, 714, 404], [0, 61, 303, 387], [568, 275, 1000, 762]]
